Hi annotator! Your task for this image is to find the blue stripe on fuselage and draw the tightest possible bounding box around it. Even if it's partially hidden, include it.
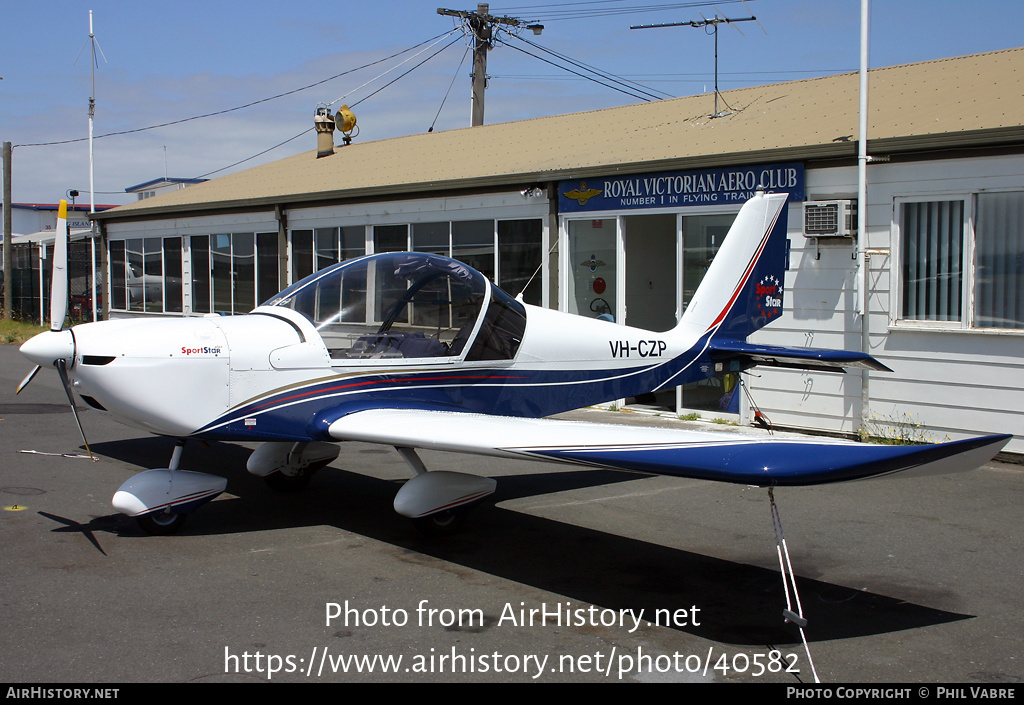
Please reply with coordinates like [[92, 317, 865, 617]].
[[191, 332, 719, 441]]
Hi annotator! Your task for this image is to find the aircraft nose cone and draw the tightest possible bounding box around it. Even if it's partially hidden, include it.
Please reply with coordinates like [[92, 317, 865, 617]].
[[20, 329, 75, 367]]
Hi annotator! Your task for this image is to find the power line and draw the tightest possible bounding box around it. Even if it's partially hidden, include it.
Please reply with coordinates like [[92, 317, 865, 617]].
[[14, 30, 459, 149], [195, 34, 462, 179], [492, 1, 748, 22], [198, 128, 311, 179], [430, 46, 472, 132], [493, 69, 858, 80], [502, 39, 658, 102], [327, 29, 460, 108], [510, 33, 672, 100]]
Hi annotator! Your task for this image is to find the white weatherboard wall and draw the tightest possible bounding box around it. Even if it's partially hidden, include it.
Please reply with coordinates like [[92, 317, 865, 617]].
[[748, 156, 1024, 454]]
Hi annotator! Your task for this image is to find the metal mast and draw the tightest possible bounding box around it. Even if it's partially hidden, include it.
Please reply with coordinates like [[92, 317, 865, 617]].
[[81, 10, 105, 321], [87, 10, 98, 215]]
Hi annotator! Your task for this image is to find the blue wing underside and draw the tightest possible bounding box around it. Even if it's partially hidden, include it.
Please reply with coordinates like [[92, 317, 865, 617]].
[[326, 409, 1009, 487]]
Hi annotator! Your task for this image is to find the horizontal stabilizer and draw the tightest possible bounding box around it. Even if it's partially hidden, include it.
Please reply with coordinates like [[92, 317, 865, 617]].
[[327, 409, 1007, 487], [709, 340, 892, 372]]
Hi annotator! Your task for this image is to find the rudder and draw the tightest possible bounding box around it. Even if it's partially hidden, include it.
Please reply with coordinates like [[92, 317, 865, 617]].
[[675, 191, 789, 341]]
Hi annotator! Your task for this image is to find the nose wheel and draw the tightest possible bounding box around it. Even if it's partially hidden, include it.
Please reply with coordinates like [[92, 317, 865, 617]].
[[136, 511, 188, 536], [411, 509, 467, 537]]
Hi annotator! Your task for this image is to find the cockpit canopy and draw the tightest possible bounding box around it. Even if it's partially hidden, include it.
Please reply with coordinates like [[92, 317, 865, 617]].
[[263, 252, 527, 361]]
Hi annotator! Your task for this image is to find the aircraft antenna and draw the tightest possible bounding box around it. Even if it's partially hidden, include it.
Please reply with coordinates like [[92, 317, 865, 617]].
[[630, 9, 761, 118]]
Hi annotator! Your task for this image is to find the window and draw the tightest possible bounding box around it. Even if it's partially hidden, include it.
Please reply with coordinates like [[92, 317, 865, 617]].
[[975, 192, 1024, 329], [163, 237, 183, 313], [256, 232, 280, 304], [110, 240, 127, 311], [293, 218, 542, 304], [291, 229, 314, 282], [897, 192, 1024, 330], [498, 219, 543, 305], [452, 220, 495, 280], [211, 234, 233, 314], [412, 222, 449, 256], [108, 237, 175, 313], [374, 224, 408, 253], [191, 235, 210, 314], [268, 253, 489, 361], [191, 232, 277, 315], [900, 199, 964, 323]]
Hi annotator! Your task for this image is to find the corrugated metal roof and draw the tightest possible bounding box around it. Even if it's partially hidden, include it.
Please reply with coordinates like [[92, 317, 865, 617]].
[[97, 47, 1024, 221]]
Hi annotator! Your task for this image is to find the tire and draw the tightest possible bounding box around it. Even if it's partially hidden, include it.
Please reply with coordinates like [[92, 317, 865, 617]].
[[262, 458, 331, 492], [136, 511, 187, 535], [263, 471, 312, 492], [411, 510, 467, 537]]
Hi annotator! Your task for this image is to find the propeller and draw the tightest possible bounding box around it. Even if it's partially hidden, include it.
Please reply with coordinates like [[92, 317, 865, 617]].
[[56, 356, 93, 460], [16, 200, 94, 460], [49, 200, 69, 332]]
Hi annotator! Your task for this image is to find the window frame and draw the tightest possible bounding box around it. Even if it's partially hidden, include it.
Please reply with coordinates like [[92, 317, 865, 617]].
[[892, 190, 1024, 332], [892, 194, 973, 330]]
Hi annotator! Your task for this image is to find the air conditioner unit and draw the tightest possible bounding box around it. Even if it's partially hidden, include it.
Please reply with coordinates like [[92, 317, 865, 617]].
[[803, 200, 856, 238]]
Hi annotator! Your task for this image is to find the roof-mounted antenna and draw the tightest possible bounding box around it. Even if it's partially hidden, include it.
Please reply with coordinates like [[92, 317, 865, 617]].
[[631, 6, 762, 118]]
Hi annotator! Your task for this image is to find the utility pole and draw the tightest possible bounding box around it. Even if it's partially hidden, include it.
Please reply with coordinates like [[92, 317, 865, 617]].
[[632, 12, 760, 118], [437, 4, 542, 126]]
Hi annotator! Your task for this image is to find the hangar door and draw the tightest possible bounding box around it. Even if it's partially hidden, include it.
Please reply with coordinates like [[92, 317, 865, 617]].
[[563, 210, 740, 416]]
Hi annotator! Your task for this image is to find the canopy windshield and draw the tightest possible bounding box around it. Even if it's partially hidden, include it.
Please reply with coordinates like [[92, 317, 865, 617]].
[[264, 252, 491, 360]]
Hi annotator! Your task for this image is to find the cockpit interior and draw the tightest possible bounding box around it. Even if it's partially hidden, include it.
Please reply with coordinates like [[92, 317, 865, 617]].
[[264, 252, 527, 363]]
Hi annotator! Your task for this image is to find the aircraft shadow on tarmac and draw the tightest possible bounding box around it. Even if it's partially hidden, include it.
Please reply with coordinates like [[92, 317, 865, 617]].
[[46, 435, 971, 648]]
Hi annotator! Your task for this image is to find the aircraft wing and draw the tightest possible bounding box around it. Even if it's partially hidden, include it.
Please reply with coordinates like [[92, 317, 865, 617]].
[[327, 409, 1008, 487]]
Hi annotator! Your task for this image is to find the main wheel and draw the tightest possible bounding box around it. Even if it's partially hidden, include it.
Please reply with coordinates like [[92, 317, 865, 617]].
[[262, 459, 331, 492], [263, 470, 313, 492], [136, 511, 187, 536], [411, 510, 467, 537]]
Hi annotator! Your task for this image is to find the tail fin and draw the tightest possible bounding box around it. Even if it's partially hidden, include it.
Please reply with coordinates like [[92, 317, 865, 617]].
[[678, 191, 889, 373], [676, 191, 788, 340]]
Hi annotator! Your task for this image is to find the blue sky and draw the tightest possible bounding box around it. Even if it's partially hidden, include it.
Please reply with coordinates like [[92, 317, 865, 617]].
[[3, 0, 1023, 205]]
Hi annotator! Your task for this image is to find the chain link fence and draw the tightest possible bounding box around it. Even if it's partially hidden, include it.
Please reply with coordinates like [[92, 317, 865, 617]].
[[2, 238, 102, 325]]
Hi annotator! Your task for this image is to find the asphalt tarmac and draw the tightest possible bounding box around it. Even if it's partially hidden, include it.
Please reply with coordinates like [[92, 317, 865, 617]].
[[1, 342, 1021, 685]]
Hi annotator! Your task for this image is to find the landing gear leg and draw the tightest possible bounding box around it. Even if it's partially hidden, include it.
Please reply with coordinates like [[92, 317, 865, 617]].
[[247, 441, 338, 491], [767, 488, 819, 683], [136, 440, 189, 536]]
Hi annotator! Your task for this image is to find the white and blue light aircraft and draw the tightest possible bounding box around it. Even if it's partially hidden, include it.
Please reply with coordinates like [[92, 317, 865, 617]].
[[18, 193, 1010, 536]]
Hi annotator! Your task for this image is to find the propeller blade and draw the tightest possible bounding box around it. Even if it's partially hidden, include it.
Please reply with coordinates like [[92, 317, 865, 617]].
[[55, 357, 94, 461], [50, 200, 69, 332], [16, 365, 42, 395]]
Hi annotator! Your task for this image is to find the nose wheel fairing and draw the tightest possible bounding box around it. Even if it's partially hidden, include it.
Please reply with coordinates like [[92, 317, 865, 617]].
[[112, 468, 227, 534]]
